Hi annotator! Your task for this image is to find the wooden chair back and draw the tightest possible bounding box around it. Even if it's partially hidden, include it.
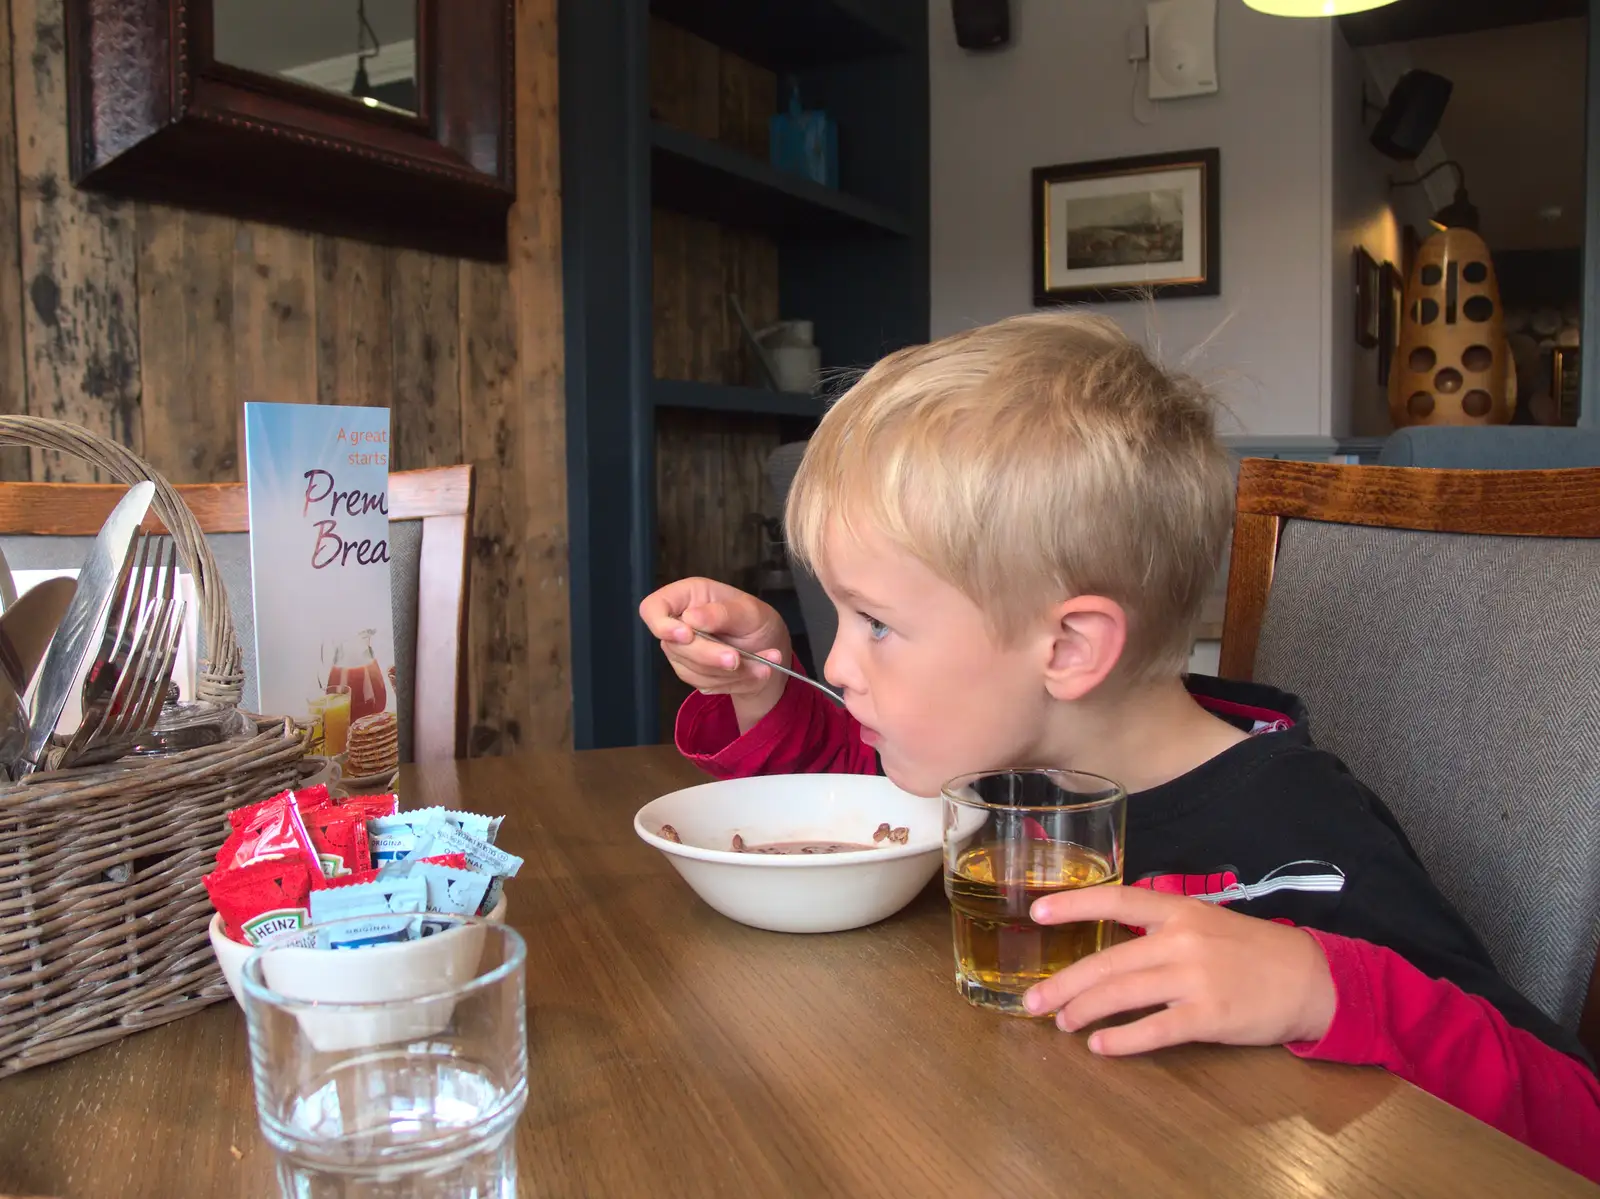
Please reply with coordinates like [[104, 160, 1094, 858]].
[[1220, 458, 1600, 1058], [0, 465, 473, 762]]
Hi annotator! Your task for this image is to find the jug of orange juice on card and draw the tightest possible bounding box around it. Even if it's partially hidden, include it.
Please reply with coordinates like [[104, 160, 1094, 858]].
[[323, 630, 387, 724]]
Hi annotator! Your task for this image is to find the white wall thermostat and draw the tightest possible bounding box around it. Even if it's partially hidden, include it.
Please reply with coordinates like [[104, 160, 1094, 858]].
[[1147, 0, 1218, 101]]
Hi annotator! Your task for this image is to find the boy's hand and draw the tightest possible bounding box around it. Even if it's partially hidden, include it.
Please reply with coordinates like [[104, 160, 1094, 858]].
[[639, 578, 793, 727], [1022, 885, 1336, 1056]]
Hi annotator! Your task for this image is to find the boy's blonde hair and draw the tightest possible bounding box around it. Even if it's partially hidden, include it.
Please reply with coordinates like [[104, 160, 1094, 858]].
[[785, 311, 1234, 682]]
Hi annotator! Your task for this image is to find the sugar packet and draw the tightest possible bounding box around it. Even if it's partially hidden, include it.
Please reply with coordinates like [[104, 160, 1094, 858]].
[[313, 867, 381, 891], [367, 809, 442, 865], [379, 859, 491, 920], [444, 810, 504, 845], [308, 875, 428, 948], [370, 807, 506, 864], [403, 812, 523, 879], [478, 877, 507, 919]]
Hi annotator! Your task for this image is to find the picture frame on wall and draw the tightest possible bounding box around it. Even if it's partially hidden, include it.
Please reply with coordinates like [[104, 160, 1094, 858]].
[[1552, 346, 1582, 426], [1400, 223, 1420, 279], [1032, 148, 1220, 305], [1378, 260, 1401, 385], [1353, 246, 1380, 350]]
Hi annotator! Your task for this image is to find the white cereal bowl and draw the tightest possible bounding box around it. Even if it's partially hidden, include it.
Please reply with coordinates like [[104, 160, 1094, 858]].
[[634, 774, 951, 933]]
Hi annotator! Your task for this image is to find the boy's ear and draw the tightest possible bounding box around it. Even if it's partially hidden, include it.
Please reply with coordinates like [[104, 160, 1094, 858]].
[[1042, 597, 1127, 701]]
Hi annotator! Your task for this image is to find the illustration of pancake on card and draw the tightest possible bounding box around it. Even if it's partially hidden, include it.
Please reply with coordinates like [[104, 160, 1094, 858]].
[[346, 710, 400, 778]]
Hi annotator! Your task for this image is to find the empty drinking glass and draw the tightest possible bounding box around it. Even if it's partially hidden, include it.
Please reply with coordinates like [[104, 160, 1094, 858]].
[[241, 915, 527, 1198]]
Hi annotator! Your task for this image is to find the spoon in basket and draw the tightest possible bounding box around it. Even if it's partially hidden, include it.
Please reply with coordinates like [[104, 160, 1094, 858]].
[[691, 628, 844, 705], [0, 577, 77, 777]]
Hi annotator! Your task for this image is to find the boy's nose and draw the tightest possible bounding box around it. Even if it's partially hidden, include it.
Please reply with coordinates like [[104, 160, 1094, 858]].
[[822, 641, 859, 695]]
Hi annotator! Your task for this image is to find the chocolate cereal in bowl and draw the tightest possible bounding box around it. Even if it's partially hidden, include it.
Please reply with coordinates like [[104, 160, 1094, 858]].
[[204, 785, 520, 1039], [634, 773, 953, 933]]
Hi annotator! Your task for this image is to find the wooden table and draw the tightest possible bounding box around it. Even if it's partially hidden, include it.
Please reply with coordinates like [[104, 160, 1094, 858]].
[[0, 748, 1593, 1197]]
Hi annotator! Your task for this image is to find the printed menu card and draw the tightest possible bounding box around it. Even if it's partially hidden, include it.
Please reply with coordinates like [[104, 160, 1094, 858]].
[[243, 403, 399, 779]]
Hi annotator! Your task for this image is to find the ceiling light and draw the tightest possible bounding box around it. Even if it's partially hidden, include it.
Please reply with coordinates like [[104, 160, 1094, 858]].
[[350, 0, 379, 101], [1243, 0, 1401, 15], [1430, 185, 1479, 232]]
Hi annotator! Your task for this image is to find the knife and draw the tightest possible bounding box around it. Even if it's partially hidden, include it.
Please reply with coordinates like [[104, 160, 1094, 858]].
[[0, 544, 19, 615], [20, 481, 155, 773]]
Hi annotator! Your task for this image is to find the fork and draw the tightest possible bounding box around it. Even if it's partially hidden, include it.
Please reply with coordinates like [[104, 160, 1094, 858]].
[[87, 538, 183, 753], [55, 536, 186, 769], [691, 628, 844, 704], [58, 592, 184, 768], [79, 531, 155, 714]]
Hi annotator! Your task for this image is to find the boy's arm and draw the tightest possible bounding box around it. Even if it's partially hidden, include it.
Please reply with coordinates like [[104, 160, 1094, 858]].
[[1290, 931, 1600, 1186], [1023, 886, 1600, 1185], [640, 577, 874, 776], [1321, 831, 1589, 1065], [1231, 756, 1586, 1064], [676, 665, 879, 778]]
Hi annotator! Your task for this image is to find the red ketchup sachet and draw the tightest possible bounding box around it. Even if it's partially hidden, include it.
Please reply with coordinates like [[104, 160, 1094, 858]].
[[303, 807, 372, 878], [312, 867, 382, 892], [203, 855, 316, 945], [331, 793, 399, 821], [290, 783, 333, 814], [226, 789, 289, 834], [216, 791, 325, 881], [226, 783, 331, 834]]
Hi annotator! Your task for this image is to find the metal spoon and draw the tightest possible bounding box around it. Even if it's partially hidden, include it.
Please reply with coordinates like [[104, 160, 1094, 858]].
[[691, 628, 844, 704]]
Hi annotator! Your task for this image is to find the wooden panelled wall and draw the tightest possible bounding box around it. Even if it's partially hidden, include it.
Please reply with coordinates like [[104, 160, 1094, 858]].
[[650, 19, 786, 597], [0, 0, 570, 755], [650, 21, 792, 733]]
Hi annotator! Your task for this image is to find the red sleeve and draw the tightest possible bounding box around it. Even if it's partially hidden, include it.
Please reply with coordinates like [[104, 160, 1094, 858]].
[[674, 670, 879, 779], [1287, 930, 1600, 1184]]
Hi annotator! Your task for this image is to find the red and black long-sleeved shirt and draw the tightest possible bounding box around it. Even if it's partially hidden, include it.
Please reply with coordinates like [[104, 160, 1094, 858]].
[[675, 670, 1600, 1184]]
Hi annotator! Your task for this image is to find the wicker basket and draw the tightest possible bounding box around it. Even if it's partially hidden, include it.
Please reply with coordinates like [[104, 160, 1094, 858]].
[[0, 418, 311, 1079]]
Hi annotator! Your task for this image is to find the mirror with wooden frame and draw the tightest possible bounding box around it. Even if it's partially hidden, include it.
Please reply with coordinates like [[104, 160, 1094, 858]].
[[65, 0, 514, 261]]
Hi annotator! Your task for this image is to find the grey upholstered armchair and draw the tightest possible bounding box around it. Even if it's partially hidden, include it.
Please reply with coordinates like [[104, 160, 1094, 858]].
[[1222, 457, 1600, 1053]]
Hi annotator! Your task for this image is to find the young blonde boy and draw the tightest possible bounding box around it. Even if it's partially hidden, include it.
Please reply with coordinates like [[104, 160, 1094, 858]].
[[640, 312, 1600, 1181]]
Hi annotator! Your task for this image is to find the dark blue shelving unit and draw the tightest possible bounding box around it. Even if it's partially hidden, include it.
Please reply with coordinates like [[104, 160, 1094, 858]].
[[647, 0, 914, 68], [651, 123, 912, 237], [652, 379, 829, 419], [561, 0, 929, 748]]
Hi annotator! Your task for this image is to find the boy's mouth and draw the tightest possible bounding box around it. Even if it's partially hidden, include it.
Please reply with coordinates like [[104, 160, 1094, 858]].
[[858, 725, 881, 747]]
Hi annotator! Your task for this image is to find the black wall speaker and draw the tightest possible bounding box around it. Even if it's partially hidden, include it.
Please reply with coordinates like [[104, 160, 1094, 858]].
[[953, 0, 1009, 50], [1370, 70, 1453, 162]]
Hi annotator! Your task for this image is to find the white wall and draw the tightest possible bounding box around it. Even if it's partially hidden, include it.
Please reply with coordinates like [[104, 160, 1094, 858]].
[[1330, 29, 1404, 436], [930, 0, 1337, 435]]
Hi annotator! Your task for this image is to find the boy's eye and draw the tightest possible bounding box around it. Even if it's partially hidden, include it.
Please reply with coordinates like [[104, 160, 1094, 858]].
[[862, 614, 890, 642]]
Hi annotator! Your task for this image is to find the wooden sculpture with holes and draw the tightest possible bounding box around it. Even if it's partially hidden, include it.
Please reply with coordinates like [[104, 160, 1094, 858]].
[[1389, 228, 1511, 427]]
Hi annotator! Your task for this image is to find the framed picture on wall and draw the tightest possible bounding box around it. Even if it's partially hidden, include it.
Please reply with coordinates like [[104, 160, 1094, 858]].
[[1401, 223, 1420, 280], [1353, 247, 1379, 350], [1031, 148, 1220, 305], [1378, 260, 1402, 385], [1552, 346, 1582, 426]]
